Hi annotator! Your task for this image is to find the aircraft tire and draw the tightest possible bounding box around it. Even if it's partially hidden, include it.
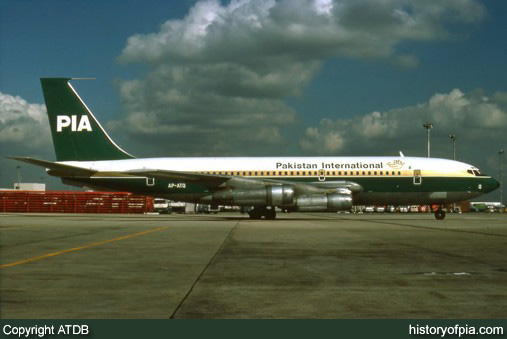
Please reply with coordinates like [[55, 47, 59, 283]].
[[248, 208, 262, 220], [265, 208, 276, 220], [434, 210, 446, 220], [248, 207, 277, 220]]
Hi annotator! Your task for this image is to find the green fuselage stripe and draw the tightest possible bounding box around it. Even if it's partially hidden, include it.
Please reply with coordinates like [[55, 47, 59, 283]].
[[68, 175, 490, 195]]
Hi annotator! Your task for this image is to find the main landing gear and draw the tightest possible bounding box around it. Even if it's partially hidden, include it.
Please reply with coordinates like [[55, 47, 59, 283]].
[[248, 206, 276, 220]]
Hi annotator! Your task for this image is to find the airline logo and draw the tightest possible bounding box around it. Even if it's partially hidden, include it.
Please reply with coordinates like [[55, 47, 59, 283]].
[[56, 115, 92, 132], [386, 160, 404, 169]]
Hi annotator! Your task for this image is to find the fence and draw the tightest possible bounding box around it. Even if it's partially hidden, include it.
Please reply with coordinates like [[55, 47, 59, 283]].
[[0, 191, 154, 214]]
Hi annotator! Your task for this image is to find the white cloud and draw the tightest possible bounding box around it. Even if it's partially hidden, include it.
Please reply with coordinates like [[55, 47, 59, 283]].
[[0, 93, 51, 149], [113, 0, 485, 156], [299, 89, 507, 158], [119, 0, 485, 64]]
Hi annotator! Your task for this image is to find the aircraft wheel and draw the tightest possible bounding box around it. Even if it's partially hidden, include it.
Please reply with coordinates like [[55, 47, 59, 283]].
[[434, 210, 446, 220], [248, 208, 262, 220], [265, 208, 276, 220], [249, 207, 276, 220]]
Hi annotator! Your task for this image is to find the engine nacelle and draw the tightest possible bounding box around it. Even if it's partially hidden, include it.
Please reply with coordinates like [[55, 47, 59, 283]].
[[295, 193, 352, 212], [212, 185, 294, 206]]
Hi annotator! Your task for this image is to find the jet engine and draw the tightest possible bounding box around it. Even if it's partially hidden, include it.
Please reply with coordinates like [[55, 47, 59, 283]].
[[212, 185, 295, 206], [294, 193, 352, 212]]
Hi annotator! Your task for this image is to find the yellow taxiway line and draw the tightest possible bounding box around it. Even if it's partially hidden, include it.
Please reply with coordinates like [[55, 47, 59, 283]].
[[0, 226, 169, 269]]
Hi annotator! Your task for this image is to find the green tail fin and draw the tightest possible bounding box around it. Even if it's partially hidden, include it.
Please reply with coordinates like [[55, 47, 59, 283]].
[[41, 78, 134, 161]]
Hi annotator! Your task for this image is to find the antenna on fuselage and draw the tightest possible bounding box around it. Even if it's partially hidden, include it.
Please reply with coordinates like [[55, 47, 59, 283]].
[[399, 151, 405, 157]]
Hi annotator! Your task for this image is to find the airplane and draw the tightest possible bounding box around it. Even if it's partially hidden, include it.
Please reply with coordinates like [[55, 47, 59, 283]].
[[9, 78, 500, 220]]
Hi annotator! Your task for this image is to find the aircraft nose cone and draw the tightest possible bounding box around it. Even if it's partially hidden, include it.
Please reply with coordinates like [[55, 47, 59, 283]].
[[487, 178, 500, 193]]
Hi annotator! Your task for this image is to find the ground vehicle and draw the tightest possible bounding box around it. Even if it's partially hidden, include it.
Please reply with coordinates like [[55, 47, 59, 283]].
[[398, 206, 408, 213], [470, 202, 504, 212], [196, 204, 220, 214], [153, 198, 171, 214]]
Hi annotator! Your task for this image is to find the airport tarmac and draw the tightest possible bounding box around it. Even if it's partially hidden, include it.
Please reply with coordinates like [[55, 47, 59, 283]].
[[0, 212, 506, 319]]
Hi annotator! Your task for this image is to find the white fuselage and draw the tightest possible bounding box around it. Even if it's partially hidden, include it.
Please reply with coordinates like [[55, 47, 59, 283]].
[[62, 156, 475, 177]]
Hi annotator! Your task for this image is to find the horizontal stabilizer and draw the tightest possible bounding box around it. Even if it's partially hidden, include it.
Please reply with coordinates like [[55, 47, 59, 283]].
[[6, 157, 96, 177]]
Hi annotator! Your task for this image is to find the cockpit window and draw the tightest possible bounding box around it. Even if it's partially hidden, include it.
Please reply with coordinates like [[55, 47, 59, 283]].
[[468, 169, 488, 177]]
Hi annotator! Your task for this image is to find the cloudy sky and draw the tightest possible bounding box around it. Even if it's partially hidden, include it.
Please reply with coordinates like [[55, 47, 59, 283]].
[[0, 0, 506, 200]]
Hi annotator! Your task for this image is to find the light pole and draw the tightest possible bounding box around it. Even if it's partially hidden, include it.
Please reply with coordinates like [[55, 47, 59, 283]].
[[500, 149, 504, 206], [449, 134, 456, 160], [15, 165, 21, 190], [423, 122, 433, 158]]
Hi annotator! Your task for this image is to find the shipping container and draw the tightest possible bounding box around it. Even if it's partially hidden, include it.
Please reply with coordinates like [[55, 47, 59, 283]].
[[0, 191, 154, 214]]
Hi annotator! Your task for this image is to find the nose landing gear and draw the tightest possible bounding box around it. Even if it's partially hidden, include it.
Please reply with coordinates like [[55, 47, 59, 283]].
[[432, 204, 446, 220], [434, 209, 446, 220]]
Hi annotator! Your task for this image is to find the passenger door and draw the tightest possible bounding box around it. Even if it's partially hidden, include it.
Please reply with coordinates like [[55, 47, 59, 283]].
[[413, 170, 422, 185]]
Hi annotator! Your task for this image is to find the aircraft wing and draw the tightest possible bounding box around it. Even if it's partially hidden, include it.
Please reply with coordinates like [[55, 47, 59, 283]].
[[124, 169, 229, 182], [125, 169, 362, 194], [123, 169, 231, 186]]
